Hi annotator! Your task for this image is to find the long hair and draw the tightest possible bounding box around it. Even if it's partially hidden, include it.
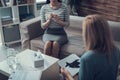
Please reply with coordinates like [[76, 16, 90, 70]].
[[46, 0, 62, 4], [82, 14, 115, 60]]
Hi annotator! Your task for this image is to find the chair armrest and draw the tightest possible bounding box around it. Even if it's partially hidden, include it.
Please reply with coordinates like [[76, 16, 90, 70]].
[[108, 21, 120, 41], [20, 17, 44, 49]]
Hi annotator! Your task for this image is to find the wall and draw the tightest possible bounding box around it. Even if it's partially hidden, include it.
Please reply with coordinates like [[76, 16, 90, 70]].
[[76, 0, 120, 22]]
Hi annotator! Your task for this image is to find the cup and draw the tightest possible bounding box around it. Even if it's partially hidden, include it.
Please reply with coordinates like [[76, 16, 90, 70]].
[[7, 48, 18, 73]]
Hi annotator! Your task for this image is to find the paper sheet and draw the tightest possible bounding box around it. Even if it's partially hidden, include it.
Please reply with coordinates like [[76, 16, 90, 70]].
[[58, 54, 80, 76]]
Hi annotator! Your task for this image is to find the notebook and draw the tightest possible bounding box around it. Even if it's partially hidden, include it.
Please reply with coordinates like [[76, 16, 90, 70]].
[[58, 54, 80, 76], [40, 62, 60, 80]]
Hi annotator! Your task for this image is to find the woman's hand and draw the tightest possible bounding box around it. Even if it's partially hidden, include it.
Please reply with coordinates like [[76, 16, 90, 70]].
[[52, 14, 66, 27], [52, 14, 60, 22], [61, 68, 75, 80], [48, 13, 54, 21], [42, 13, 54, 29]]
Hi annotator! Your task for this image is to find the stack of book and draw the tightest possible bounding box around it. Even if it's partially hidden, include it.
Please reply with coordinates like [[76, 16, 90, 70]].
[[1, 16, 13, 25]]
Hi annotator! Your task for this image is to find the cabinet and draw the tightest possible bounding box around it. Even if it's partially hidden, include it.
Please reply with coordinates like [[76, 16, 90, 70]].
[[0, 0, 45, 45]]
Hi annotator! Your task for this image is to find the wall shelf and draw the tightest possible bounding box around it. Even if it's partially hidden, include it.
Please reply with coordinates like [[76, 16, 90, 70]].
[[0, 0, 45, 45]]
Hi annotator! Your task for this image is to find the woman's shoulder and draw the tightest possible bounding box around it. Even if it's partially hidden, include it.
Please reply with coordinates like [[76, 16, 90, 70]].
[[80, 50, 101, 61], [41, 4, 49, 9], [60, 3, 68, 8]]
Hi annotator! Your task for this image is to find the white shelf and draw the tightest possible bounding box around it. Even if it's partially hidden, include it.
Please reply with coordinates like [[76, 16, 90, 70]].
[[2, 21, 19, 27], [18, 3, 34, 6], [0, 0, 45, 45], [4, 39, 21, 45]]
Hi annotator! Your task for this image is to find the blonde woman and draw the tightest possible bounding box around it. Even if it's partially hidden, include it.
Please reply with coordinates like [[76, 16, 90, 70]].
[[61, 14, 120, 80]]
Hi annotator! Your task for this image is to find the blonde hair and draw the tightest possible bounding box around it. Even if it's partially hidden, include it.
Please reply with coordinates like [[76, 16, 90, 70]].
[[82, 14, 115, 59]]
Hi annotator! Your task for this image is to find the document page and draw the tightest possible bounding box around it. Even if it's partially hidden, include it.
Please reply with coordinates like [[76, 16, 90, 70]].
[[58, 54, 80, 76]]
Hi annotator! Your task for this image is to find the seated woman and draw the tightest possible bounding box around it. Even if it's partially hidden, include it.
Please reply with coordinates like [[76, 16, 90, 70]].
[[40, 0, 70, 58], [61, 14, 120, 80]]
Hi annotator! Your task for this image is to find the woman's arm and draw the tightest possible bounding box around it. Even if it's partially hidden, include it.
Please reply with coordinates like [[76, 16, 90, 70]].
[[40, 5, 53, 29], [53, 4, 70, 27], [53, 14, 66, 27], [63, 4, 70, 27], [42, 19, 51, 29], [42, 13, 53, 29]]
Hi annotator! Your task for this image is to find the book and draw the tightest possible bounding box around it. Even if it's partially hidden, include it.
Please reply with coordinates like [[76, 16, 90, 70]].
[[1, 16, 13, 25], [1, 16, 12, 21], [58, 54, 80, 76]]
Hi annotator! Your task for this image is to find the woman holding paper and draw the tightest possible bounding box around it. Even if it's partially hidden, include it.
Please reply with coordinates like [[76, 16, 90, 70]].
[[40, 0, 69, 58], [61, 14, 120, 80]]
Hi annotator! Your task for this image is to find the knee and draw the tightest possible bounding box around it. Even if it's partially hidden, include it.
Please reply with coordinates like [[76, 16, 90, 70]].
[[53, 41, 59, 48], [45, 41, 52, 46]]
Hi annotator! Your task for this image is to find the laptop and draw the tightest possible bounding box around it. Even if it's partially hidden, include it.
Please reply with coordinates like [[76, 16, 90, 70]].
[[40, 62, 60, 80]]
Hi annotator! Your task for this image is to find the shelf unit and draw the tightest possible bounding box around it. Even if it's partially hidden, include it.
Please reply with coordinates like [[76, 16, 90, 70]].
[[0, 0, 46, 45]]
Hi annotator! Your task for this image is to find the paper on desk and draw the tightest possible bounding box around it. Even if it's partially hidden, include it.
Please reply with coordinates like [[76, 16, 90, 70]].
[[58, 54, 80, 76], [9, 70, 42, 80]]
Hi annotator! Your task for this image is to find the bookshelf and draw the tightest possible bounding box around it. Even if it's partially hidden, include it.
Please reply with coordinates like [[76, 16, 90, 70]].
[[0, 0, 46, 45]]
